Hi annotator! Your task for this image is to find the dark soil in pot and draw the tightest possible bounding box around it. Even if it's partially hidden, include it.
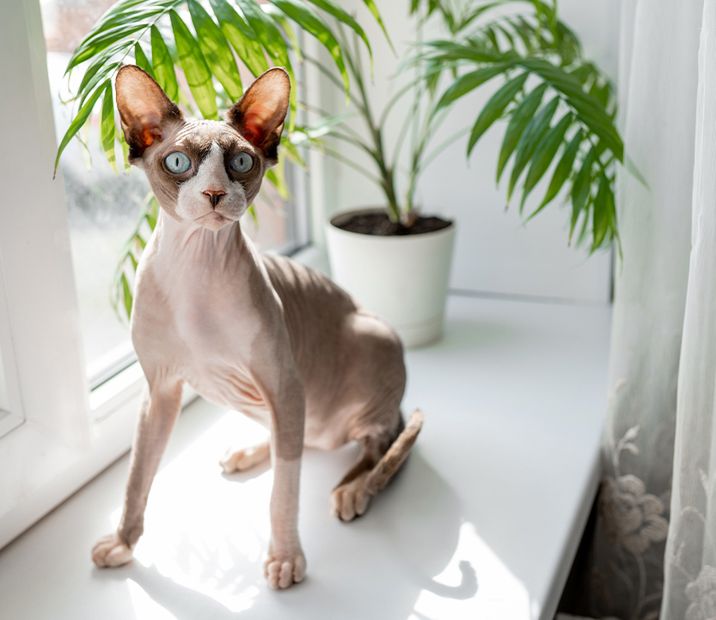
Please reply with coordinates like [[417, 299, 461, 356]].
[[333, 211, 453, 236]]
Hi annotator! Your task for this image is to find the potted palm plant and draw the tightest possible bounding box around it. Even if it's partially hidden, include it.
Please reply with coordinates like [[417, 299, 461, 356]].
[[306, 23, 457, 347], [313, 0, 623, 346]]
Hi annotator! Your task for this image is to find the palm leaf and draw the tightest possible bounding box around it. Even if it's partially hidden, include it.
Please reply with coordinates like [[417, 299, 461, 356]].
[[233, 0, 292, 68], [467, 71, 528, 155], [265, 6, 303, 60], [507, 95, 560, 200], [592, 174, 614, 250], [569, 146, 596, 240], [270, 0, 348, 91], [520, 111, 573, 208], [435, 63, 509, 111], [518, 58, 623, 160], [360, 0, 394, 51], [133, 42, 154, 76], [170, 10, 218, 119], [496, 82, 547, 181], [54, 81, 107, 175], [529, 128, 582, 218], [304, 0, 373, 60], [111, 194, 158, 322], [150, 25, 179, 99], [188, 0, 243, 100], [208, 0, 269, 77], [100, 82, 116, 168]]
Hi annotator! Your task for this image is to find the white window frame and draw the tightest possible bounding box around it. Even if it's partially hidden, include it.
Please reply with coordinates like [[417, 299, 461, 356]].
[[0, 0, 319, 550], [0, 248, 24, 439]]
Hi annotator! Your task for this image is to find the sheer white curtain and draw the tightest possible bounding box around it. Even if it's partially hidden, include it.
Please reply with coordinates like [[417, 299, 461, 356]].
[[661, 2, 716, 616], [561, 0, 716, 617]]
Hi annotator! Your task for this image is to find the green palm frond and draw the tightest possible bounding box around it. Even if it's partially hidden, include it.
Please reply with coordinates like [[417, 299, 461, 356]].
[[412, 0, 623, 253], [111, 193, 157, 322], [422, 46, 620, 252], [55, 0, 387, 174]]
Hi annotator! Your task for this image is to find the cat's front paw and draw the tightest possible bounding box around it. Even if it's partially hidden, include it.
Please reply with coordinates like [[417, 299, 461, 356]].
[[263, 545, 306, 589], [92, 533, 134, 568]]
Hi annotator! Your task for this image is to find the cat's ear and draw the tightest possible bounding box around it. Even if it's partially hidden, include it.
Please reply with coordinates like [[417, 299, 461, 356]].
[[227, 68, 290, 164], [115, 65, 183, 159]]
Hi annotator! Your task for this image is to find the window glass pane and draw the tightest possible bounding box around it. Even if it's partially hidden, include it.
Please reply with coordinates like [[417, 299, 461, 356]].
[[40, 0, 300, 386]]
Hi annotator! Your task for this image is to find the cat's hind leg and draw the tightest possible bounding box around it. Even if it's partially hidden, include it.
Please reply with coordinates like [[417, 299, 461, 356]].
[[331, 410, 424, 521], [220, 440, 270, 473]]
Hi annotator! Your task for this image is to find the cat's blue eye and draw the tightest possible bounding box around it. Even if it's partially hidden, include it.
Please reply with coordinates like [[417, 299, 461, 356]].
[[230, 152, 254, 173], [164, 151, 191, 174]]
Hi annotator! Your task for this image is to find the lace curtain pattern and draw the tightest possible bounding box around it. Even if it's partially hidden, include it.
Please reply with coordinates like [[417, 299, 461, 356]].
[[563, 0, 716, 617]]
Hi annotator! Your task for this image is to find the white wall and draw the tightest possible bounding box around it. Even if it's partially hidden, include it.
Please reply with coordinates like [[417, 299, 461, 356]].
[[309, 0, 621, 303]]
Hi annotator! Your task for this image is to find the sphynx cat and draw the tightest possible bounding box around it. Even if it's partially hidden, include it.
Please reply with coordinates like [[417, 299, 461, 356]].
[[91, 65, 423, 589]]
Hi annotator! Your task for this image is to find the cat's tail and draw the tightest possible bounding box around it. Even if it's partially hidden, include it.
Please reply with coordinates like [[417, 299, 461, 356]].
[[365, 409, 424, 495]]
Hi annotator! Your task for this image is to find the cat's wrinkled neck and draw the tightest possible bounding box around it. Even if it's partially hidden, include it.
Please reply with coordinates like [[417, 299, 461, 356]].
[[154, 208, 246, 261]]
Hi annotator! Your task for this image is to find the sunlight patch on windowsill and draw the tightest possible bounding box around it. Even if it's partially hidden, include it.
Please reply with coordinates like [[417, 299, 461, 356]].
[[410, 521, 532, 619], [110, 410, 270, 616]]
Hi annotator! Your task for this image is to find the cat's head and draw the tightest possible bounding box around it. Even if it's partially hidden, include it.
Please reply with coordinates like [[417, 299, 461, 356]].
[[114, 65, 289, 231]]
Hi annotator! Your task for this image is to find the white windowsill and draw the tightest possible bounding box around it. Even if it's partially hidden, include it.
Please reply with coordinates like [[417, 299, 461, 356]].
[[0, 294, 610, 619]]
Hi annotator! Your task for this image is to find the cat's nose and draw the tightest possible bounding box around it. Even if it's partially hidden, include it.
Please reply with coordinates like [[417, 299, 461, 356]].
[[203, 189, 226, 208]]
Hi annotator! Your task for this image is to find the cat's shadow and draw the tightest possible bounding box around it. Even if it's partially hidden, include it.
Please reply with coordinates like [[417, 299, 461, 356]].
[[93, 450, 476, 619]]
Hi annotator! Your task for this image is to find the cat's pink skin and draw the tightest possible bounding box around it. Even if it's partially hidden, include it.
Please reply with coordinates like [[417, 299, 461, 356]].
[[91, 66, 422, 589]]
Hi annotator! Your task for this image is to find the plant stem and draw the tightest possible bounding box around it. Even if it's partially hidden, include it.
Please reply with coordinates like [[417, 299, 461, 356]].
[[338, 25, 401, 221], [321, 146, 381, 185], [328, 131, 380, 159], [405, 90, 449, 213], [303, 55, 365, 113], [421, 123, 475, 167]]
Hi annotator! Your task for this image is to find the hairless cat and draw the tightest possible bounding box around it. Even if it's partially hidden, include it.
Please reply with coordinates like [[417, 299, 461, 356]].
[[91, 65, 423, 590]]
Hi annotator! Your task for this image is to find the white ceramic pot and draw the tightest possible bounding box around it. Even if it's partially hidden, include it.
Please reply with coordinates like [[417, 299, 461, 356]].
[[325, 208, 456, 348]]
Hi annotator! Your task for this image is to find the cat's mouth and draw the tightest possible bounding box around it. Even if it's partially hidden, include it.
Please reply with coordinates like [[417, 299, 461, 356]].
[[195, 210, 234, 230]]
